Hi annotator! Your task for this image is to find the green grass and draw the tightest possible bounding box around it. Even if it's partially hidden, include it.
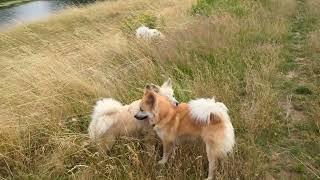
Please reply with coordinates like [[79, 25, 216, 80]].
[[294, 85, 312, 95], [190, 0, 249, 16], [121, 12, 160, 33], [274, 0, 320, 178], [0, 0, 319, 179]]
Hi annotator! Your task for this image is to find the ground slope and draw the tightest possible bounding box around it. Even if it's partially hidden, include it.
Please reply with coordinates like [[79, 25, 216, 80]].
[[0, 0, 319, 179]]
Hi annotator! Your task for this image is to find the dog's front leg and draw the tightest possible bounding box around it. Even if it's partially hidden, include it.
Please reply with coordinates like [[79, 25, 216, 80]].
[[158, 140, 174, 164]]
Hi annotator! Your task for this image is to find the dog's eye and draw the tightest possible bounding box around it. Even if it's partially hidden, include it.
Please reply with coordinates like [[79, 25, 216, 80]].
[[140, 107, 144, 112]]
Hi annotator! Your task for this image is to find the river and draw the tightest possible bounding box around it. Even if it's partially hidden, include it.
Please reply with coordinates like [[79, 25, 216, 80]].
[[0, 0, 96, 29]]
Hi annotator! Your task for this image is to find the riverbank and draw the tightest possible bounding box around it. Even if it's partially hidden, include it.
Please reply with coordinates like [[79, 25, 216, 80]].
[[0, 0, 31, 8], [0, 0, 319, 179]]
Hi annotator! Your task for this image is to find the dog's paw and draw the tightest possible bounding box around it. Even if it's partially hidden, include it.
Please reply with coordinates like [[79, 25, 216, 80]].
[[204, 177, 213, 180], [158, 159, 168, 165]]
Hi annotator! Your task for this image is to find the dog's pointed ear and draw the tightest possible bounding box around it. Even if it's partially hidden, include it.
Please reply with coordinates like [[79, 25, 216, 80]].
[[144, 84, 158, 94], [145, 84, 152, 93], [144, 87, 156, 108], [148, 83, 160, 93], [146, 92, 156, 108], [161, 78, 172, 88]]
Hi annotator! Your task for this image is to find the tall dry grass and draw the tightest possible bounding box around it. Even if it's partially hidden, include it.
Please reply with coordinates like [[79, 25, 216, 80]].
[[0, 0, 318, 179]]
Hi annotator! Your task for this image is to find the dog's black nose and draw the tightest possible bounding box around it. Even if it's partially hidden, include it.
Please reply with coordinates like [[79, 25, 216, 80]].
[[175, 102, 179, 106], [134, 114, 147, 120]]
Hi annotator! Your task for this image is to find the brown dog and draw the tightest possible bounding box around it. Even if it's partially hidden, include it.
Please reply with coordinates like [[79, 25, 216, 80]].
[[134, 85, 235, 180]]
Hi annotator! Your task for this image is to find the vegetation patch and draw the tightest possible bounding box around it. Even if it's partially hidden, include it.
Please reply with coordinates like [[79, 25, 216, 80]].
[[120, 12, 161, 34], [294, 85, 313, 95], [191, 0, 248, 16]]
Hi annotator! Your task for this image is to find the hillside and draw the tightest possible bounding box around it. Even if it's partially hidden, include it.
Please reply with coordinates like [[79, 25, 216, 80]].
[[0, 0, 319, 179]]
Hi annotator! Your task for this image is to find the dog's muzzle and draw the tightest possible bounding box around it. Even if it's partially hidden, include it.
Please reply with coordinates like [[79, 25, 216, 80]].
[[134, 114, 148, 120]]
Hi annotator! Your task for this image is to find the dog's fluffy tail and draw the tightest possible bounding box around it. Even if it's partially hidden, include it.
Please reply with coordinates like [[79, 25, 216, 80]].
[[88, 98, 123, 140], [188, 98, 229, 124], [189, 98, 235, 154]]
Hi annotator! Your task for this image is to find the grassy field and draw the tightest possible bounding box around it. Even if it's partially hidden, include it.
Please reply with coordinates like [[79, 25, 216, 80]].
[[0, 0, 319, 179]]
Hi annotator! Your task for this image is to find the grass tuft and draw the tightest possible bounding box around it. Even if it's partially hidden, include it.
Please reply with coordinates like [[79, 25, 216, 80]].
[[294, 85, 313, 95], [121, 12, 159, 33]]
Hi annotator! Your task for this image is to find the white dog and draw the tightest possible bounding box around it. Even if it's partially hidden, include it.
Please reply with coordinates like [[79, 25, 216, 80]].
[[88, 79, 177, 149], [135, 25, 164, 40]]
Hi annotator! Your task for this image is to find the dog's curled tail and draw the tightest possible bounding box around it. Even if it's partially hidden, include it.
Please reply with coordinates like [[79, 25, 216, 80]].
[[188, 98, 230, 124], [189, 98, 235, 154], [88, 98, 123, 140]]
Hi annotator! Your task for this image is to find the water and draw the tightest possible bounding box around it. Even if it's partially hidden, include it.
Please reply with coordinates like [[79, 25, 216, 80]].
[[0, 0, 95, 29]]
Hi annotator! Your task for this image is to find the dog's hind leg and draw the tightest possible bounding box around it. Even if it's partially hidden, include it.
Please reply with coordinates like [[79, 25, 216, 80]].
[[204, 141, 219, 180]]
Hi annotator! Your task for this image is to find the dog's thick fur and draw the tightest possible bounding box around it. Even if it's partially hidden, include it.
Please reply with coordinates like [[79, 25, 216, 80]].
[[88, 79, 178, 149], [135, 25, 164, 40], [135, 86, 235, 180]]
